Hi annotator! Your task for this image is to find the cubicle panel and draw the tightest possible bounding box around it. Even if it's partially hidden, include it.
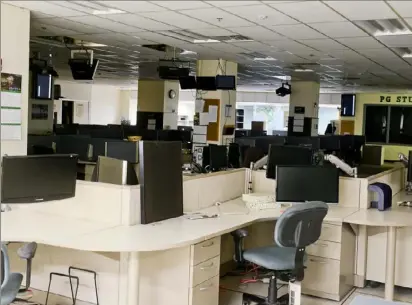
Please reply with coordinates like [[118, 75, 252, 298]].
[[251, 170, 276, 194], [8, 243, 121, 305], [182, 169, 246, 212]]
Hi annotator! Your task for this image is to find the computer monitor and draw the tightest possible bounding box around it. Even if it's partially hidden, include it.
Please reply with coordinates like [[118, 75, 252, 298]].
[[56, 135, 90, 161], [106, 141, 139, 163], [319, 136, 340, 152], [215, 75, 236, 90], [179, 76, 197, 90], [266, 145, 314, 179], [139, 141, 183, 224], [209, 145, 228, 172], [255, 136, 286, 154], [407, 151, 412, 183], [286, 136, 320, 149], [1, 154, 78, 204], [276, 165, 339, 204], [196, 76, 217, 91]]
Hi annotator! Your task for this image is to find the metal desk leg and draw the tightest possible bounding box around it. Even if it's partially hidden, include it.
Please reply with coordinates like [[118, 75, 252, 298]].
[[127, 252, 140, 305], [385, 226, 397, 301]]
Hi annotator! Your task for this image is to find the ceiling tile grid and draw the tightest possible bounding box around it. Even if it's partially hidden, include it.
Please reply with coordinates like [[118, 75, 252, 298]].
[[3, 0, 410, 90]]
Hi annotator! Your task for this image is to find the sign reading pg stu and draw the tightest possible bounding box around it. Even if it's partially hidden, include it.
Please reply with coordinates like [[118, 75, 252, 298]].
[[380, 95, 412, 103]]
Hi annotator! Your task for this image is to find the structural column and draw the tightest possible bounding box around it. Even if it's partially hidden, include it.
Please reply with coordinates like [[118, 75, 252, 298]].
[[287, 77, 320, 136], [137, 79, 180, 129]]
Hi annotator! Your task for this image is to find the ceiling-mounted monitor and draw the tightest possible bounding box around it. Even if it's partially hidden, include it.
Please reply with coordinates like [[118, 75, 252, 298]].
[[158, 66, 189, 80], [216, 75, 236, 90], [196, 76, 217, 91], [68, 58, 99, 80], [32, 73, 53, 100], [179, 76, 197, 89], [340, 94, 356, 117]]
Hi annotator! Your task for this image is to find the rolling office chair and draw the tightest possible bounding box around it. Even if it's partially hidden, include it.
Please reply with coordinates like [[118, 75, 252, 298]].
[[240, 202, 328, 305], [17, 243, 37, 295], [1, 244, 23, 305]]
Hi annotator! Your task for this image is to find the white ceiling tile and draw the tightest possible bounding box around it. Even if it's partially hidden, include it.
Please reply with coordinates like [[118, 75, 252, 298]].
[[375, 35, 412, 47], [66, 15, 142, 33], [268, 24, 326, 39], [388, 1, 412, 18], [336, 37, 385, 49], [6, 1, 88, 17], [269, 1, 345, 23], [152, 1, 212, 10], [223, 5, 298, 26], [178, 8, 254, 27], [191, 28, 236, 37], [309, 22, 368, 38], [228, 26, 286, 41], [33, 18, 106, 34], [206, 43, 248, 53], [139, 11, 215, 29], [136, 31, 193, 46], [206, 1, 261, 7], [405, 18, 412, 27], [324, 1, 398, 21], [31, 22, 81, 36], [93, 1, 165, 13], [30, 11, 54, 19], [231, 41, 274, 52], [300, 39, 347, 51], [103, 13, 174, 31]]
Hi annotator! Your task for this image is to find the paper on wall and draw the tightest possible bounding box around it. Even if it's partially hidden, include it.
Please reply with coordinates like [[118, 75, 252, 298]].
[[199, 112, 209, 125], [1, 124, 21, 140], [1, 91, 22, 108], [1, 108, 21, 124], [193, 134, 207, 144], [76, 103, 84, 117], [208, 105, 218, 123], [195, 98, 205, 113], [193, 125, 207, 135]]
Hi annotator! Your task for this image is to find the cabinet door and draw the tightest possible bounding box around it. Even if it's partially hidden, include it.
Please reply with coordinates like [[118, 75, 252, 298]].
[[302, 256, 340, 294]]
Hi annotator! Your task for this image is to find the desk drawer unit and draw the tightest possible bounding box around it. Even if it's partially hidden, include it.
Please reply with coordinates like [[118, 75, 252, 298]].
[[306, 240, 341, 260], [190, 237, 221, 266], [303, 256, 340, 294], [189, 276, 219, 305], [190, 256, 220, 287], [320, 223, 341, 243]]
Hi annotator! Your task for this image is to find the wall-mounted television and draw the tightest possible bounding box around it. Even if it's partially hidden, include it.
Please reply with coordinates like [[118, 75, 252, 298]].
[[32, 73, 53, 100], [340, 94, 356, 117]]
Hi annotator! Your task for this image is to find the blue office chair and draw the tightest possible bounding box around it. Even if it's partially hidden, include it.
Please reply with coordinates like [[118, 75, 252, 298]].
[[1, 244, 23, 305], [241, 202, 328, 305]]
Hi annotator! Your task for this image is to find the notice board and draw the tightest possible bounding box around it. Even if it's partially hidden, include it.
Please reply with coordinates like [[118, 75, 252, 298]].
[[203, 99, 220, 142]]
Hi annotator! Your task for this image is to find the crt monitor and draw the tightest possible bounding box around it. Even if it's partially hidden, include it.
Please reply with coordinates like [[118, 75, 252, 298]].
[[216, 75, 236, 90], [266, 145, 314, 179], [276, 165, 340, 203], [1, 154, 78, 204]]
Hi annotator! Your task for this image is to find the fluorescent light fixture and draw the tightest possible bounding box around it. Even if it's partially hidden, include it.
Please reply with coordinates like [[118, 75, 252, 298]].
[[93, 8, 125, 15], [402, 54, 412, 58], [294, 69, 314, 72], [193, 39, 220, 43], [181, 50, 197, 55], [254, 57, 277, 61], [81, 42, 107, 47]]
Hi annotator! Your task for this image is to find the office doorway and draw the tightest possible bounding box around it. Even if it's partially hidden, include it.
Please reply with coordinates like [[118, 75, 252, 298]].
[[62, 100, 74, 124]]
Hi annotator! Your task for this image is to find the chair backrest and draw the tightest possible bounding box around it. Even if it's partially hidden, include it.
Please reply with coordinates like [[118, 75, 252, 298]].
[[274, 201, 328, 248], [1, 244, 11, 289]]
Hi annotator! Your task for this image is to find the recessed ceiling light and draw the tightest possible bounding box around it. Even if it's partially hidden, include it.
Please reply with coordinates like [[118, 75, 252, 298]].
[[193, 39, 220, 44], [254, 57, 277, 61], [402, 54, 412, 58], [181, 50, 197, 55], [81, 42, 107, 47], [294, 69, 314, 72], [92, 9, 125, 15]]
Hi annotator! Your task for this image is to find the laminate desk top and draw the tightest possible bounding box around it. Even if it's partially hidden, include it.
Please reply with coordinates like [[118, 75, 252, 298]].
[[1, 198, 358, 252], [344, 192, 412, 227]]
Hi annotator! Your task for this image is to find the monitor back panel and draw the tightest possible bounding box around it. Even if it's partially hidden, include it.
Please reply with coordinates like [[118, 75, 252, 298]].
[[139, 141, 183, 224]]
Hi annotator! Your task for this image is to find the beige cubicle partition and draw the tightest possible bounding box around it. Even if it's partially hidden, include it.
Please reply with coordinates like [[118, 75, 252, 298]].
[[8, 170, 247, 305]]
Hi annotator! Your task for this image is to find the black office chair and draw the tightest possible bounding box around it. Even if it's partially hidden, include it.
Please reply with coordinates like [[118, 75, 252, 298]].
[[241, 202, 328, 305]]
